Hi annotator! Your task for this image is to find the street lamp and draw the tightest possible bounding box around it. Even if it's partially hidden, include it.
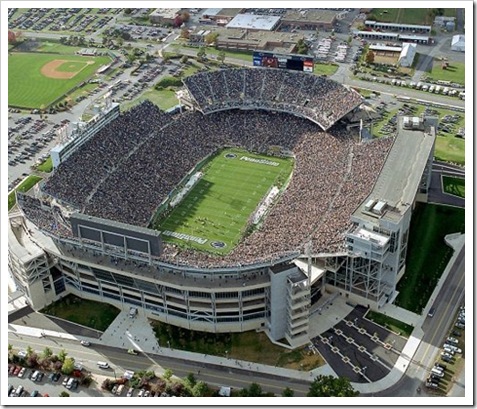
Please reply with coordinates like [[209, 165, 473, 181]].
[[225, 350, 229, 359]]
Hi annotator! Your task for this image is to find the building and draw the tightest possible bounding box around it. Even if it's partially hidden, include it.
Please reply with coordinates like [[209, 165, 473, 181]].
[[149, 8, 181, 25], [364, 20, 432, 34], [355, 31, 430, 45], [8, 80, 436, 348], [281, 9, 338, 30], [200, 8, 243, 26], [190, 26, 302, 54], [451, 34, 465, 52], [225, 13, 281, 31], [434, 16, 456, 31], [398, 43, 417, 67]]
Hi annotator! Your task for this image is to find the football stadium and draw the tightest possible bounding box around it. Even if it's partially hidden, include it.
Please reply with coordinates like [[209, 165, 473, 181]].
[[8, 67, 437, 347]]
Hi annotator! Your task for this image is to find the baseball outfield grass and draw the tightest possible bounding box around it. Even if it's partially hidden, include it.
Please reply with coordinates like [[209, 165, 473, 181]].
[[153, 148, 294, 255], [8, 52, 110, 109]]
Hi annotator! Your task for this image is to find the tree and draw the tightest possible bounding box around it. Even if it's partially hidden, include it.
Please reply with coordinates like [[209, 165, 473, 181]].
[[204, 32, 218, 46], [42, 347, 53, 359], [192, 381, 209, 397], [295, 38, 309, 55], [163, 368, 173, 381], [58, 349, 67, 363], [59, 391, 70, 397], [180, 28, 190, 39], [197, 47, 206, 62], [184, 373, 196, 390], [26, 353, 38, 368], [8, 344, 12, 354], [248, 382, 263, 397], [124, 8, 133, 15], [181, 11, 191, 22], [282, 387, 294, 397], [8, 30, 17, 44], [365, 50, 375, 64], [174, 15, 183, 28], [180, 55, 189, 64], [307, 375, 359, 397], [217, 51, 226, 64], [26, 346, 34, 357], [61, 357, 75, 375]]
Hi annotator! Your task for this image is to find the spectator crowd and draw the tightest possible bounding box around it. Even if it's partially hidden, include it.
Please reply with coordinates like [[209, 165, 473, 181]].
[[21, 77, 392, 269], [183, 68, 363, 130]]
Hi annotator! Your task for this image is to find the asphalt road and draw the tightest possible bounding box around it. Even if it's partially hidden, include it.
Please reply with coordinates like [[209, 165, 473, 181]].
[[8, 334, 312, 397], [374, 246, 465, 397]]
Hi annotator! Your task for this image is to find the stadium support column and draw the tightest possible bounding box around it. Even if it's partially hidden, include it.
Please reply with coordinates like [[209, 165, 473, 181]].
[[306, 241, 312, 288]]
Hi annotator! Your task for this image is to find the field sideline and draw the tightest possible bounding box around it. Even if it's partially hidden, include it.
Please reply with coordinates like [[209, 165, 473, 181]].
[[8, 52, 110, 108], [154, 148, 294, 255]]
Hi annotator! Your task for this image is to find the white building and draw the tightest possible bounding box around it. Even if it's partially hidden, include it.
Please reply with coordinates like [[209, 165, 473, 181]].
[[398, 43, 417, 67], [451, 34, 465, 52]]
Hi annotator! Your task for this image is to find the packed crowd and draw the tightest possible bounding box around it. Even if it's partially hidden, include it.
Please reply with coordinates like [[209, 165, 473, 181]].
[[27, 100, 394, 268], [182, 68, 363, 130]]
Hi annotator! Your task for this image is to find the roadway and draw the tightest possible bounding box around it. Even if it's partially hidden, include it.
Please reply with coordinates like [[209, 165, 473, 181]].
[[374, 246, 465, 397], [8, 334, 312, 397]]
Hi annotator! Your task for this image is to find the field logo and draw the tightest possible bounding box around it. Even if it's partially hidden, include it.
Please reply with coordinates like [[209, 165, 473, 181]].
[[211, 241, 226, 249], [225, 153, 237, 159], [162, 230, 207, 245], [239, 156, 279, 167]]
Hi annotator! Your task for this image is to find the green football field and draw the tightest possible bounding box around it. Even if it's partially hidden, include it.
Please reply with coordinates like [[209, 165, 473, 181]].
[[8, 52, 110, 108], [155, 148, 294, 255]]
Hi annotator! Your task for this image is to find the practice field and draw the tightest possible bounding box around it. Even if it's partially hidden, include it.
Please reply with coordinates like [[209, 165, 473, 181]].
[[155, 148, 294, 255], [8, 52, 110, 108]]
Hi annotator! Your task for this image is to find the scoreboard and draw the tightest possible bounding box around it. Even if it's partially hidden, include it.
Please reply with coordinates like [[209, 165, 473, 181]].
[[253, 51, 314, 73]]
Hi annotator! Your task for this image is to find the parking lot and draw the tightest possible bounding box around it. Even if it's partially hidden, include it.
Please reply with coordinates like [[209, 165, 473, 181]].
[[312, 306, 407, 383]]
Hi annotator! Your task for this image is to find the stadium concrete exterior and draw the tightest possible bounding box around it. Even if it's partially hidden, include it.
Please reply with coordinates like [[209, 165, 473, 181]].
[[8, 72, 437, 349]]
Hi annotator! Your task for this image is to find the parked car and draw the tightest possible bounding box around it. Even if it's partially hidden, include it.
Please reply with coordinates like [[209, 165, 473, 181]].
[[455, 322, 465, 329], [441, 354, 452, 363], [446, 337, 459, 345], [31, 390, 41, 397], [80, 340, 91, 347], [451, 330, 462, 337], [62, 377, 70, 386], [17, 351, 28, 358], [441, 351, 453, 359], [13, 366, 22, 376], [17, 367, 26, 378], [126, 387, 134, 397], [127, 349, 138, 355]]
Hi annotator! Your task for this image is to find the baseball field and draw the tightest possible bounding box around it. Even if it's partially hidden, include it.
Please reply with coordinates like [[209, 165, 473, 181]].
[[8, 52, 111, 109], [154, 148, 294, 255]]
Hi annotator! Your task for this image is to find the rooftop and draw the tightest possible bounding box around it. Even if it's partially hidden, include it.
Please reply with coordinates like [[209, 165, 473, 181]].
[[226, 13, 281, 31], [354, 116, 436, 224], [150, 8, 181, 19], [283, 9, 338, 24]]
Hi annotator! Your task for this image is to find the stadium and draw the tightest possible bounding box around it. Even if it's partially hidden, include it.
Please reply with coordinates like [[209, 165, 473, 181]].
[[8, 67, 437, 348]]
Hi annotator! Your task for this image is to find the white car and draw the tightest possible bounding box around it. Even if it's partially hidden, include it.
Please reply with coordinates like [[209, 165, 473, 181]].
[[80, 340, 91, 347], [18, 351, 28, 358], [443, 344, 462, 353], [446, 337, 459, 345]]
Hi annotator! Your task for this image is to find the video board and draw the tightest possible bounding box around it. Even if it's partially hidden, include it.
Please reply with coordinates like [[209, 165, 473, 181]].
[[253, 51, 314, 73]]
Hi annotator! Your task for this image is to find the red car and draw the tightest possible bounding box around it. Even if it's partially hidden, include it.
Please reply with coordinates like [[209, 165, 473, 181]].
[[13, 366, 22, 376]]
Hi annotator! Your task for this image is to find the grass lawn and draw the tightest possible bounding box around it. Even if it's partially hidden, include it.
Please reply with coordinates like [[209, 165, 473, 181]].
[[9, 52, 111, 108], [365, 311, 414, 338], [153, 148, 294, 255], [442, 176, 465, 198], [122, 88, 179, 112], [368, 9, 454, 25], [36, 42, 83, 54], [151, 320, 325, 369], [426, 61, 465, 85], [8, 175, 43, 210], [40, 294, 120, 332], [313, 63, 339, 76], [435, 136, 465, 165], [36, 156, 53, 173], [395, 203, 465, 313]]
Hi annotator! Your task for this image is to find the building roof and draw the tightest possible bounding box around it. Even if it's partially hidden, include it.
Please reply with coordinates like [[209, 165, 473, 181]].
[[354, 116, 436, 224], [356, 31, 399, 38], [226, 13, 281, 31], [399, 34, 430, 41], [452, 34, 465, 45], [201, 8, 222, 17], [369, 44, 402, 52], [283, 9, 338, 24], [150, 8, 181, 19], [365, 20, 431, 31]]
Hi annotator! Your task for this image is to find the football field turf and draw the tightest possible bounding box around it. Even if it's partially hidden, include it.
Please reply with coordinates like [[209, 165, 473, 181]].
[[156, 148, 294, 255]]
